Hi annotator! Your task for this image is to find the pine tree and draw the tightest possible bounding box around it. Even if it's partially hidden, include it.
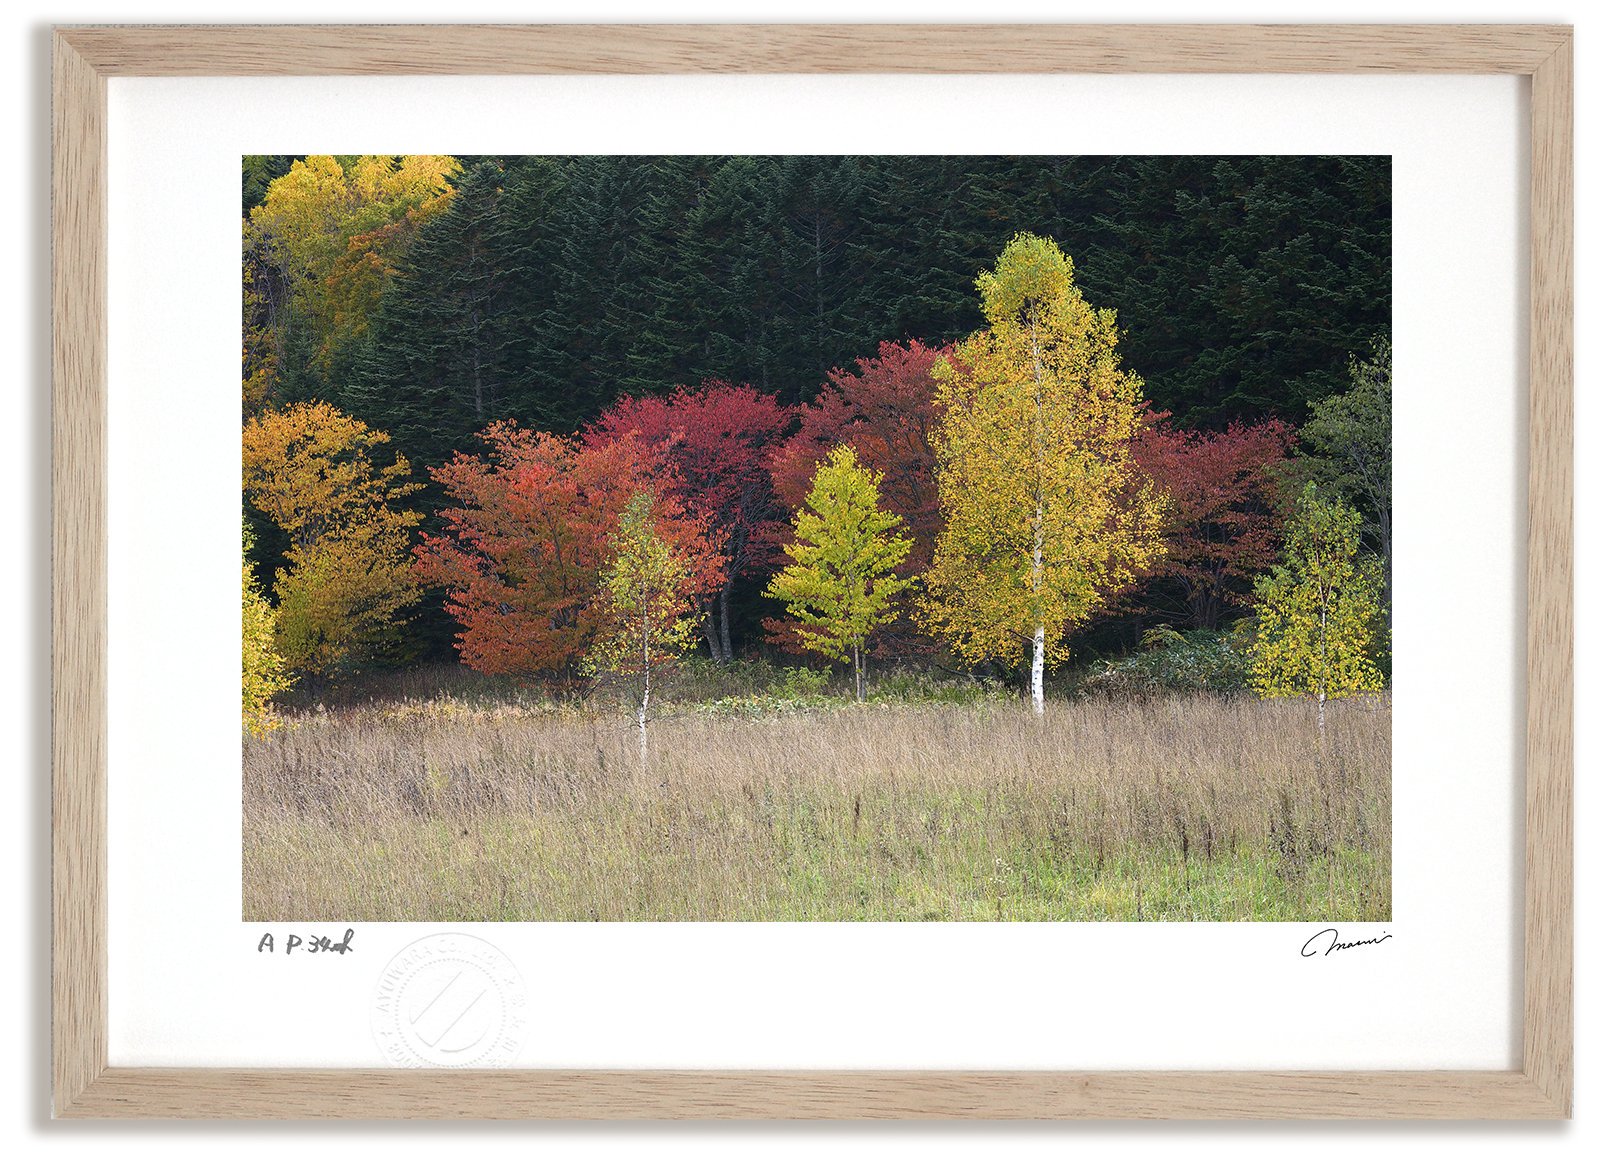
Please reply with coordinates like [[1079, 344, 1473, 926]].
[[766, 155, 867, 395], [544, 157, 655, 418], [340, 158, 517, 472], [620, 156, 716, 397], [766, 445, 913, 702], [691, 157, 782, 394], [1078, 155, 1391, 425]]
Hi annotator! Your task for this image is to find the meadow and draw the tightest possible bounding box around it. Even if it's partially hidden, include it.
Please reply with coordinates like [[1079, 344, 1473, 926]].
[[242, 672, 1390, 922]]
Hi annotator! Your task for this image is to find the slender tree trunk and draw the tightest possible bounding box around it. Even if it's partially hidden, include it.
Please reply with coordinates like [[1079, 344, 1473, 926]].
[[639, 603, 652, 768], [1317, 593, 1329, 750], [1031, 625, 1046, 716], [471, 353, 483, 421], [1029, 321, 1048, 718], [1380, 512, 1393, 633], [854, 642, 864, 703], [815, 214, 825, 360], [718, 585, 733, 664], [702, 615, 725, 663], [471, 306, 483, 421], [1030, 512, 1046, 715]]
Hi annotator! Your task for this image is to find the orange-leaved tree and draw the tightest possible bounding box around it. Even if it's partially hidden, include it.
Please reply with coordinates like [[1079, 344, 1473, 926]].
[[242, 401, 423, 678], [417, 422, 724, 680]]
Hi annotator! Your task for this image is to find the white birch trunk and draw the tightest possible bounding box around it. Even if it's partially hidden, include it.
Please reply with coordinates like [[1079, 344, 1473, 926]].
[[1029, 322, 1048, 718], [1317, 590, 1328, 741], [638, 601, 652, 768], [1031, 624, 1046, 716]]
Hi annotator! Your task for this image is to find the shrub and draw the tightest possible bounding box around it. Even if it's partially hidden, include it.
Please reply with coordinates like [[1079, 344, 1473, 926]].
[[777, 666, 833, 699], [1082, 626, 1251, 699], [867, 668, 1009, 706]]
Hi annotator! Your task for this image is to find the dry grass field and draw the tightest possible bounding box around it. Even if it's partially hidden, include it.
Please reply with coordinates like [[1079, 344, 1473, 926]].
[[243, 685, 1390, 922]]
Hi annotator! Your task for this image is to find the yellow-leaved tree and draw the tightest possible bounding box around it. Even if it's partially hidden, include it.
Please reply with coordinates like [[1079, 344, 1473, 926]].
[[584, 491, 721, 766], [766, 444, 914, 703], [242, 401, 423, 679], [242, 518, 292, 736], [1248, 482, 1387, 733], [924, 233, 1165, 714], [243, 154, 460, 411]]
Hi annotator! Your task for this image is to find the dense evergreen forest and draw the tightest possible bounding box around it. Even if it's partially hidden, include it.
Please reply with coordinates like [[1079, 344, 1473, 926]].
[[242, 154, 1391, 684]]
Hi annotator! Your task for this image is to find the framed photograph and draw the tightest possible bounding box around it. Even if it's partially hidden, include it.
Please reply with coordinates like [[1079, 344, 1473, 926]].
[[53, 24, 1572, 1119]]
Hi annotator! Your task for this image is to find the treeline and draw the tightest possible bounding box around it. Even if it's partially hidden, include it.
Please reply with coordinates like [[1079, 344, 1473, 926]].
[[245, 154, 1390, 469], [241, 155, 1392, 708]]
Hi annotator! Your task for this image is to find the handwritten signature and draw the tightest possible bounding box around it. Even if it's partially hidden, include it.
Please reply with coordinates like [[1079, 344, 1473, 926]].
[[1301, 927, 1391, 957]]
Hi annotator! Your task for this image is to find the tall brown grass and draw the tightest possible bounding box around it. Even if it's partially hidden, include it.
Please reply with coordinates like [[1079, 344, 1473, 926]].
[[243, 693, 1389, 921]]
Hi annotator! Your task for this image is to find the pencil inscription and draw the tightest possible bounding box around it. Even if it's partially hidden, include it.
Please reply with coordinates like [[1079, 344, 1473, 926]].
[[257, 928, 356, 955], [1301, 927, 1391, 957]]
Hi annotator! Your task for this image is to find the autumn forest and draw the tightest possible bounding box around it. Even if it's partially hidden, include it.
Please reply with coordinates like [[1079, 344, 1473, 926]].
[[242, 155, 1393, 922]]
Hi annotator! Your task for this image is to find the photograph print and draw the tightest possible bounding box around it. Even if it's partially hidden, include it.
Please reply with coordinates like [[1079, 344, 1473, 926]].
[[241, 154, 1392, 922]]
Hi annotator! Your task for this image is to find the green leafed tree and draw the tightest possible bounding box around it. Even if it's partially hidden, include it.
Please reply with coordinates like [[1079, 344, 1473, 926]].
[[766, 444, 914, 702], [585, 491, 715, 766], [1293, 335, 1392, 612], [1248, 483, 1387, 732], [242, 518, 293, 736]]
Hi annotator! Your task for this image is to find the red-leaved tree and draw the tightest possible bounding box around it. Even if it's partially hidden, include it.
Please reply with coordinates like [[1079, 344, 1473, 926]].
[[770, 340, 946, 572], [1130, 413, 1297, 629], [416, 421, 723, 679], [767, 340, 946, 658], [585, 382, 791, 662]]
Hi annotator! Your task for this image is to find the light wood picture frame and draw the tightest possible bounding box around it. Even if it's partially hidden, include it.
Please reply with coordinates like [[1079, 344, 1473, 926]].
[[51, 23, 1573, 1120]]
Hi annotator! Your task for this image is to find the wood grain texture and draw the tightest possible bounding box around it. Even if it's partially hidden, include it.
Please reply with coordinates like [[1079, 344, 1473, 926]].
[[50, 30, 108, 1121], [58, 23, 1569, 76], [49, 22, 1574, 1121], [1525, 32, 1575, 1119], [63, 1069, 1565, 1121]]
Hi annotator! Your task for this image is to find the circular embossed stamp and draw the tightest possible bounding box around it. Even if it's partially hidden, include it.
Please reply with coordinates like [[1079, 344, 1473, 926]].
[[371, 933, 527, 1068]]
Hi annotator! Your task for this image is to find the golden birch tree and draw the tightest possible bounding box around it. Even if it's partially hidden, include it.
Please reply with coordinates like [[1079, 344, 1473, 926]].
[[584, 491, 719, 766], [1248, 483, 1386, 733], [924, 233, 1165, 714]]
